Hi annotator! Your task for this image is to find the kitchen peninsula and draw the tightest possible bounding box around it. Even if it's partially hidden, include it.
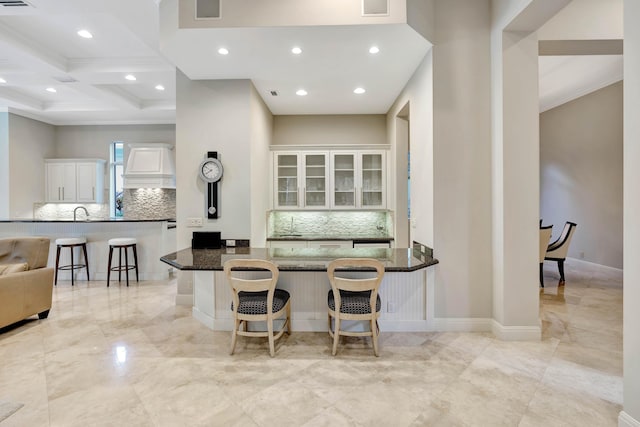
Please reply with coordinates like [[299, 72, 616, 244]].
[[0, 218, 176, 281], [161, 244, 438, 332]]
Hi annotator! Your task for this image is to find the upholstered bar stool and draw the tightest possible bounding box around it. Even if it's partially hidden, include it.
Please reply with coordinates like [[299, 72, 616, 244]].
[[107, 238, 139, 287], [54, 237, 89, 286]]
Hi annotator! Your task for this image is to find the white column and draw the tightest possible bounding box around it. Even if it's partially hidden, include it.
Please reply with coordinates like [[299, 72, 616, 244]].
[[621, 2, 640, 425]]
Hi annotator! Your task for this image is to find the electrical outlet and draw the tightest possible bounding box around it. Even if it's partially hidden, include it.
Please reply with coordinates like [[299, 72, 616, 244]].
[[387, 301, 396, 313], [187, 217, 203, 227], [226, 239, 236, 247]]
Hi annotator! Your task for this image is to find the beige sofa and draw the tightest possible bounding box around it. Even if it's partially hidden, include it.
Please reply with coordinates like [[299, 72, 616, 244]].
[[0, 237, 54, 329]]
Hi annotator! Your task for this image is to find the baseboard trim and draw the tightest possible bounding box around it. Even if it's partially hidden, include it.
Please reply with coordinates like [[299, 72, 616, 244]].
[[378, 320, 432, 332], [431, 317, 493, 332], [619, 411, 640, 427], [566, 257, 623, 272], [491, 319, 541, 341], [175, 294, 193, 306]]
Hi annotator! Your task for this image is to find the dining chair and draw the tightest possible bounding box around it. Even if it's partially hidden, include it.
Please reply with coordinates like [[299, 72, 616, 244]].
[[544, 221, 577, 284], [224, 259, 291, 357], [539, 225, 553, 287], [327, 258, 385, 356]]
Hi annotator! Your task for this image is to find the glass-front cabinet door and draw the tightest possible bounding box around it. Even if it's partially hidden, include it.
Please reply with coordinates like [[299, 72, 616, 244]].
[[332, 153, 356, 208], [303, 153, 329, 208], [274, 153, 300, 208], [360, 152, 385, 208]]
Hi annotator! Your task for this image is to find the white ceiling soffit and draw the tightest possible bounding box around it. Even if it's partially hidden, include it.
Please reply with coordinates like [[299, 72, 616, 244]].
[[538, 55, 623, 113], [161, 24, 432, 115]]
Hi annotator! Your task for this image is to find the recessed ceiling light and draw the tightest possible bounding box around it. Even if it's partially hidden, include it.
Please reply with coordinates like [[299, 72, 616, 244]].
[[369, 46, 380, 54], [0, 77, 6, 84], [46, 87, 57, 93], [354, 87, 366, 94], [77, 29, 93, 39], [155, 84, 165, 91], [291, 47, 302, 55], [125, 74, 136, 81], [218, 47, 229, 55], [296, 89, 308, 96]]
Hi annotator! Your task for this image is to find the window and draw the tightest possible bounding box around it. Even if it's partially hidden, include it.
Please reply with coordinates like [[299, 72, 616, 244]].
[[110, 142, 124, 217]]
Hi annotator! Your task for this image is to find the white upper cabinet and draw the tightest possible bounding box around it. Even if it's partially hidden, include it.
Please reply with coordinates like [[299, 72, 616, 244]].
[[331, 150, 385, 209], [273, 149, 385, 210], [274, 151, 330, 209], [46, 162, 76, 202], [45, 159, 106, 203]]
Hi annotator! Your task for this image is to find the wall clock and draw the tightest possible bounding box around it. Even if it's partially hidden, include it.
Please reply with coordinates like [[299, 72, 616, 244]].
[[198, 151, 223, 218]]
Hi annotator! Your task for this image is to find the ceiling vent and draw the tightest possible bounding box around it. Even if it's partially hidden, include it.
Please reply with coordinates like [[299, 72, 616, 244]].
[[362, 0, 389, 16], [0, 0, 31, 6], [196, 0, 221, 19], [53, 75, 77, 83]]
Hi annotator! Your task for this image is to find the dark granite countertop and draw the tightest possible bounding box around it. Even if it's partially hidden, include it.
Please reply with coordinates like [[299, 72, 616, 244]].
[[0, 218, 175, 223], [267, 234, 393, 242], [160, 246, 438, 272]]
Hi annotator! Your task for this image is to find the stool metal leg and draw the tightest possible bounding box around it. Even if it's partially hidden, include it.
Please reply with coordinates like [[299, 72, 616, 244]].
[[132, 244, 139, 282], [118, 247, 122, 282], [124, 246, 130, 287], [55, 246, 61, 286], [70, 246, 75, 287], [82, 243, 90, 281], [107, 246, 113, 287]]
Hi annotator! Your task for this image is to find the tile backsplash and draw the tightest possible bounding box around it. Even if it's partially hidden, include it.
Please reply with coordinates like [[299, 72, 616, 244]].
[[268, 210, 393, 237], [34, 203, 109, 220], [123, 188, 176, 219]]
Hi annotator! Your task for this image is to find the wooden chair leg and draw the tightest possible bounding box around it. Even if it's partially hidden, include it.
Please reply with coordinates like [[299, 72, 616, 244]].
[[332, 317, 341, 356], [230, 318, 239, 355], [118, 247, 122, 282], [539, 263, 544, 288], [268, 317, 275, 357], [286, 302, 291, 334], [371, 318, 379, 357]]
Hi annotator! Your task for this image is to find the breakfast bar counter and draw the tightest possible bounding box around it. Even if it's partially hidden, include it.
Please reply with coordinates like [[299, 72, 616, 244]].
[[161, 245, 438, 332]]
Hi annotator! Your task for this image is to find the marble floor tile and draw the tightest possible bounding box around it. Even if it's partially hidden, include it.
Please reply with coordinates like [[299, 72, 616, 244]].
[[0, 258, 623, 426]]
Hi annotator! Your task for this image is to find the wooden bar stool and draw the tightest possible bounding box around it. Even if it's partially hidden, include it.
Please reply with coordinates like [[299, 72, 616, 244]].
[[54, 237, 89, 286], [107, 238, 138, 287]]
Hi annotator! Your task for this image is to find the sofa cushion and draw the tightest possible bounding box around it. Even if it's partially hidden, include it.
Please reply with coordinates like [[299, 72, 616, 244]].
[[0, 262, 29, 275]]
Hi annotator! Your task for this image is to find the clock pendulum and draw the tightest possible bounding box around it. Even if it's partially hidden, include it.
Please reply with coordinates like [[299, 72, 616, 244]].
[[198, 151, 223, 219]]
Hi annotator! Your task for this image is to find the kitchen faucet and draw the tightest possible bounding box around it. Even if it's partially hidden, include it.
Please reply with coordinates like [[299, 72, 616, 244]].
[[73, 206, 89, 221]]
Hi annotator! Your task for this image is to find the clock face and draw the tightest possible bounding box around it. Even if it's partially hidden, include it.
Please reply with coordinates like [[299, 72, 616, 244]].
[[199, 158, 223, 183]]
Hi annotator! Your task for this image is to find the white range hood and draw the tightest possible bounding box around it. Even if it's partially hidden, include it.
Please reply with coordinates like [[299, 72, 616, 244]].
[[123, 143, 176, 189]]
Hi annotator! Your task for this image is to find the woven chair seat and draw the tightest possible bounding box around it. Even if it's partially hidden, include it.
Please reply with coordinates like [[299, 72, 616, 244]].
[[328, 289, 381, 314], [233, 289, 290, 315]]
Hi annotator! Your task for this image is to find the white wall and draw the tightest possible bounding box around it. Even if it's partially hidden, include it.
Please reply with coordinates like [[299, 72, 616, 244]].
[[432, 0, 493, 320], [538, 0, 623, 41], [55, 124, 175, 161], [623, 1, 640, 425], [249, 83, 273, 247], [540, 81, 623, 269], [178, 0, 407, 28], [0, 111, 8, 218], [175, 73, 254, 250], [387, 52, 434, 249], [272, 115, 386, 146], [8, 114, 56, 218]]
